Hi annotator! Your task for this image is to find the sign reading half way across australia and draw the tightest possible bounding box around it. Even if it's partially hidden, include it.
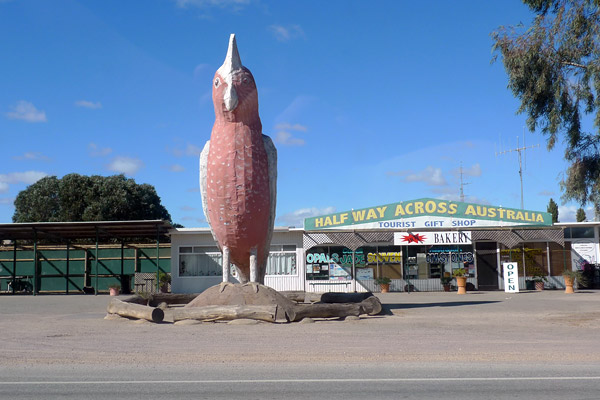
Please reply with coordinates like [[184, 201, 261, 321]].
[[304, 198, 552, 231]]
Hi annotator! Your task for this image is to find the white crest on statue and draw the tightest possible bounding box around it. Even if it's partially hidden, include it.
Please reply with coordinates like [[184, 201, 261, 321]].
[[218, 34, 243, 75], [217, 34, 242, 111]]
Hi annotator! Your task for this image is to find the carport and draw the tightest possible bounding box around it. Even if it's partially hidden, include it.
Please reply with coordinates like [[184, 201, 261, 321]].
[[0, 220, 172, 295]]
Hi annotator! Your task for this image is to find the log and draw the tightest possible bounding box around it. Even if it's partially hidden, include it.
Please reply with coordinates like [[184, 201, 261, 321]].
[[279, 291, 323, 303], [320, 292, 374, 303], [279, 291, 307, 302], [172, 305, 277, 323], [292, 303, 362, 321], [122, 295, 148, 305], [359, 296, 382, 316], [107, 298, 164, 322], [122, 293, 199, 307], [148, 293, 198, 306]]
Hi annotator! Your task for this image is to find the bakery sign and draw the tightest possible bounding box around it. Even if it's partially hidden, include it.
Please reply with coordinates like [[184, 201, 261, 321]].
[[394, 231, 472, 246]]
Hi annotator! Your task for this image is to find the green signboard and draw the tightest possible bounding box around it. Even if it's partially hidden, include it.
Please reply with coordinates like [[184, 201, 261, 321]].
[[304, 198, 552, 231]]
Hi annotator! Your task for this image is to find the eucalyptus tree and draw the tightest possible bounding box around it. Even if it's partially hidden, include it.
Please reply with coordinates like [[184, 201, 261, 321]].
[[492, 0, 600, 207]]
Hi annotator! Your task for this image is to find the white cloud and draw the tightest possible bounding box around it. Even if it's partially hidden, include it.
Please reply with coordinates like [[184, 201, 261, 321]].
[[274, 123, 307, 132], [180, 205, 197, 211], [277, 206, 336, 227], [559, 205, 577, 222], [273, 122, 307, 146], [168, 143, 203, 157], [0, 171, 49, 193], [453, 163, 481, 178], [193, 64, 211, 81], [387, 166, 447, 186], [275, 96, 314, 124], [107, 157, 144, 175], [0, 171, 48, 185], [0, 196, 14, 205], [268, 24, 305, 42], [88, 143, 112, 157], [75, 100, 102, 109], [435, 192, 490, 205], [274, 130, 305, 146], [12, 152, 51, 161], [165, 164, 185, 172], [186, 144, 203, 156], [187, 187, 200, 193], [6, 101, 47, 123], [559, 205, 596, 222]]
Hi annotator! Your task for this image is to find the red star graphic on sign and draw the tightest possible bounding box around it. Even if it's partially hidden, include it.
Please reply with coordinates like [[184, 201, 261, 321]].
[[401, 233, 426, 244]]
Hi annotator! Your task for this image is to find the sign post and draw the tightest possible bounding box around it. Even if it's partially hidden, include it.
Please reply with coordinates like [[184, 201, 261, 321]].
[[503, 262, 519, 293]]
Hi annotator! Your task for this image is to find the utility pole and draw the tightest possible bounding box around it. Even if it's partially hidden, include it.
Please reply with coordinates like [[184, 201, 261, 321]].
[[459, 162, 470, 203], [496, 134, 539, 209]]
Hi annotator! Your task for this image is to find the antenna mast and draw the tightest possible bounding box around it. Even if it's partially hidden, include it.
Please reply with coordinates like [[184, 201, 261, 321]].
[[459, 162, 470, 202], [495, 133, 539, 209]]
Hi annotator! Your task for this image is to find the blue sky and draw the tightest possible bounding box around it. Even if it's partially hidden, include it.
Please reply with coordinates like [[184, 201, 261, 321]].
[[0, 0, 593, 226]]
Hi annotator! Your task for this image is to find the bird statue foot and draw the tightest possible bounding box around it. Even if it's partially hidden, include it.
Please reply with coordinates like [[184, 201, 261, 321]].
[[247, 282, 259, 293], [219, 281, 233, 293]]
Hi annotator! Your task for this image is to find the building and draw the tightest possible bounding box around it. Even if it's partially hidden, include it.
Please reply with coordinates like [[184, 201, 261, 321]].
[[169, 198, 593, 294], [1, 199, 597, 295]]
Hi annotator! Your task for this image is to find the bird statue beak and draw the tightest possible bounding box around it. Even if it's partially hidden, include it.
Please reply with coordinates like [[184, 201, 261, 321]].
[[218, 34, 242, 112]]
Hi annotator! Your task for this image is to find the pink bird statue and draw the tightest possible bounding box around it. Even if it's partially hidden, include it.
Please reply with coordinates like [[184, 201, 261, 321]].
[[200, 34, 277, 284]]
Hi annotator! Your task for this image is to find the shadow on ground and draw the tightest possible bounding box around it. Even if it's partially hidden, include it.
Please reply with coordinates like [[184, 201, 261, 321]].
[[382, 300, 501, 314]]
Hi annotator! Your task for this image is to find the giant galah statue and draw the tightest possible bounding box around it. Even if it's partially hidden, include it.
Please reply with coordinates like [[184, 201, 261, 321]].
[[200, 34, 277, 285]]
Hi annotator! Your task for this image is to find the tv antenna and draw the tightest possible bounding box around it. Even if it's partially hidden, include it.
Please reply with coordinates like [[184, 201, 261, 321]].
[[459, 161, 470, 202], [495, 130, 539, 209]]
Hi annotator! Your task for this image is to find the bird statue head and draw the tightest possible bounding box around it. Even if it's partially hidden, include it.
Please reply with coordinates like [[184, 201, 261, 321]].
[[212, 34, 259, 124]]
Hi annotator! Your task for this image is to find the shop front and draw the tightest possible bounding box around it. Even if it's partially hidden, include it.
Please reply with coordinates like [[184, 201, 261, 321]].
[[303, 198, 563, 292], [169, 198, 574, 294]]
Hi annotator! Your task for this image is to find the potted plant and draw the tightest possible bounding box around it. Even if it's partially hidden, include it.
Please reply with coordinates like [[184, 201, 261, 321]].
[[374, 276, 391, 293], [159, 272, 171, 293], [580, 262, 596, 289], [440, 273, 452, 292], [525, 266, 547, 291], [108, 283, 120, 296], [453, 268, 467, 295], [528, 265, 547, 291], [532, 276, 546, 291], [562, 269, 588, 294]]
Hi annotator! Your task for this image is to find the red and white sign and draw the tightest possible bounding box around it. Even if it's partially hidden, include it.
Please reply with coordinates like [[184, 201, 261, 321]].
[[394, 231, 472, 246]]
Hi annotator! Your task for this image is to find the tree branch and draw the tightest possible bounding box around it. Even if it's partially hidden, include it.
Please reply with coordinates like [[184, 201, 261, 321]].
[[561, 61, 587, 69]]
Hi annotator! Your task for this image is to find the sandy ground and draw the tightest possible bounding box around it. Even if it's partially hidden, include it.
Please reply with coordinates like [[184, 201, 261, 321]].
[[1, 290, 599, 367]]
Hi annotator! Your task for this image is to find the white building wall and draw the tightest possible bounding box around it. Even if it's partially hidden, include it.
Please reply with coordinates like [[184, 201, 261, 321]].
[[170, 227, 305, 294]]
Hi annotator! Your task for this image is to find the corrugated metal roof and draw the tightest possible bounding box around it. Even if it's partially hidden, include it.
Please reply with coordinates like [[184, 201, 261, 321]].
[[0, 220, 172, 241]]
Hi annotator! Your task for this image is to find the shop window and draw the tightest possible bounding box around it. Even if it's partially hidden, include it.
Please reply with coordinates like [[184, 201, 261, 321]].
[[565, 227, 594, 239], [180, 245, 297, 277], [550, 242, 571, 276], [179, 246, 222, 277], [500, 243, 549, 278], [306, 246, 353, 281], [265, 245, 297, 276], [373, 245, 404, 280], [423, 245, 474, 278]]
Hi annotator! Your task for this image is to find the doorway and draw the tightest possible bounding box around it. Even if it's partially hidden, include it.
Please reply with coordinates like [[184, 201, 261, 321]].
[[476, 242, 498, 290]]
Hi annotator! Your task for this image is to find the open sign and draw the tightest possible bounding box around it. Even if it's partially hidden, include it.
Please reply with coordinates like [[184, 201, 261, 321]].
[[503, 262, 519, 293]]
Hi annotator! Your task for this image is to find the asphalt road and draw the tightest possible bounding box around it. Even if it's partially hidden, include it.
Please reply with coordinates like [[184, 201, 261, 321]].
[[2, 363, 600, 399], [1, 290, 599, 398]]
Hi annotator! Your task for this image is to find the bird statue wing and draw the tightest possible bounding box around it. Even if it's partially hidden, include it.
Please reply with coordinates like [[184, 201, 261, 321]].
[[259, 134, 277, 282], [199, 140, 221, 248]]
